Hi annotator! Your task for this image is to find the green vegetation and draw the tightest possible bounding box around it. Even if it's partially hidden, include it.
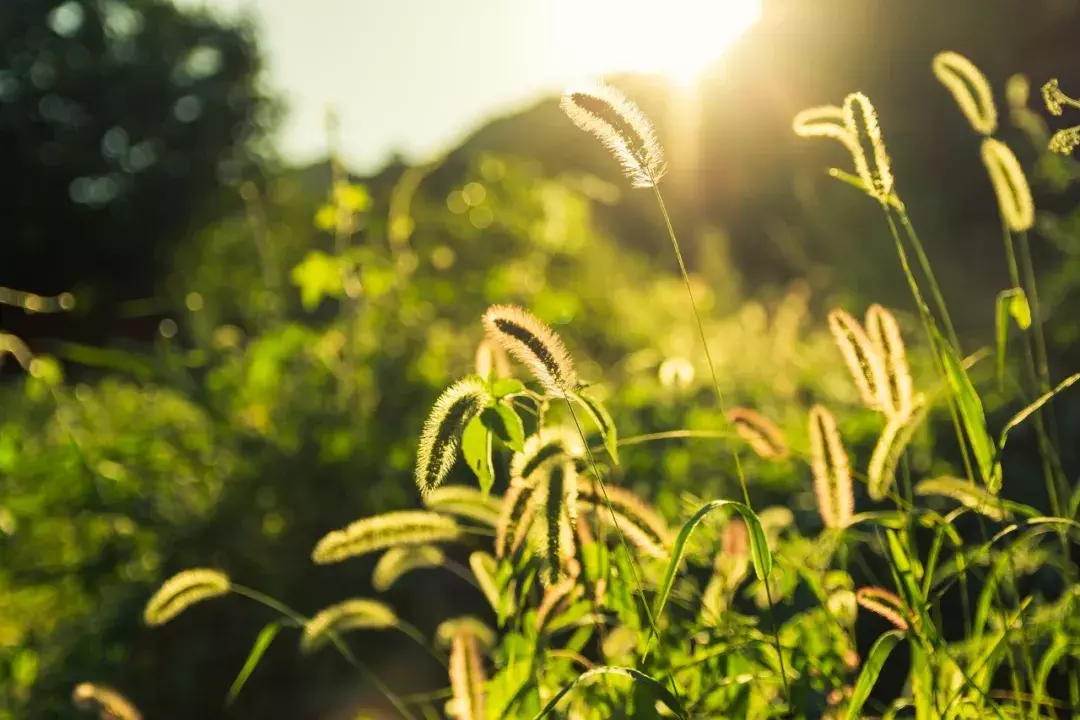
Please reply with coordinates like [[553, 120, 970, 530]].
[[3, 29, 1080, 720]]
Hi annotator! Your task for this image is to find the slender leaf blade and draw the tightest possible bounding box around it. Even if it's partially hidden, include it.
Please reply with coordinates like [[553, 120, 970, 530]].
[[226, 621, 281, 705], [845, 630, 904, 720]]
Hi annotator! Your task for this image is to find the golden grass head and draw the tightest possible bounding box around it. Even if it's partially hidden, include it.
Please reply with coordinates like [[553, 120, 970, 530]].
[[827, 308, 888, 412], [73, 683, 141, 720], [312, 510, 461, 564], [300, 598, 397, 653], [855, 586, 910, 631], [981, 138, 1034, 232], [1042, 78, 1065, 116], [447, 628, 487, 720], [914, 476, 1007, 521], [372, 544, 446, 592], [415, 377, 492, 495], [726, 407, 789, 460], [495, 473, 540, 559], [1049, 127, 1080, 156], [808, 405, 853, 530], [932, 51, 998, 135], [143, 568, 230, 626], [576, 481, 672, 559], [843, 92, 894, 202], [422, 485, 502, 527], [865, 304, 914, 420], [561, 81, 666, 188], [510, 428, 584, 485], [792, 105, 849, 141], [539, 460, 578, 585], [482, 305, 578, 395]]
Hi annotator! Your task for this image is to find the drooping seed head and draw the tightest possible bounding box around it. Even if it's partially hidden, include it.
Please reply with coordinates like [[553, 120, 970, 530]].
[[981, 138, 1034, 232], [482, 305, 578, 395], [300, 598, 397, 653], [495, 474, 541, 559], [855, 587, 910, 630], [914, 476, 1007, 521], [1049, 127, 1080, 156], [73, 683, 142, 720], [932, 51, 998, 135], [865, 304, 914, 420], [448, 632, 487, 720], [372, 545, 446, 592], [143, 568, 230, 626], [808, 405, 853, 529], [561, 81, 666, 188], [509, 428, 585, 486], [727, 407, 790, 460], [538, 461, 578, 585], [436, 616, 496, 650], [575, 482, 672, 558], [312, 511, 461, 564], [415, 377, 491, 495], [1042, 78, 1065, 116], [827, 309, 889, 412], [843, 92, 894, 202], [423, 485, 502, 527]]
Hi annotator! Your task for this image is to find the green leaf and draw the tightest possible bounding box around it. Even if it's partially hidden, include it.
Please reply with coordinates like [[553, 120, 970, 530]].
[[827, 167, 903, 209], [462, 415, 494, 495], [845, 630, 904, 720], [530, 666, 687, 720], [483, 404, 525, 452], [649, 500, 770, 657], [571, 389, 618, 465], [994, 288, 1030, 389], [997, 372, 1080, 465], [227, 621, 281, 705], [491, 378, 525, 398], [290, 250, 345, 311], [931, 326, 997, 491]]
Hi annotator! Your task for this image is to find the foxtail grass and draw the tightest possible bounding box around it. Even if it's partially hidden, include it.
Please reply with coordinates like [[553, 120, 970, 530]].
[[143, 568, 230, 626], [312, 511, 461, 564]]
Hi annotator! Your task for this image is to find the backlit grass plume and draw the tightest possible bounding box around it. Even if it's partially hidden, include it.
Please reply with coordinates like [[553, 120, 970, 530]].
[[372, 545, 446, 592], [932, 51, 997, 135], [447, 628, 487, 720], [495, 473, 541, 558], [727, 407, 789, 460], [538, 460, 578, 585], [73, 683, 141, 720], [865, 304, 914, 420], [482, 305, 578, 395], [855, 587, 910, 631], [981, 138, 1034, 232], [576, 482, 671, 558], [436, 616, 496, 650], [914, 476, 1007, 521], [809, 405, 853, 530], [560, 81, 666, 188], [868, 396, 928, 501], [828, 309, 888, 411], [415, 376, 492, 494], [143, 568, 230, 626], [300, 598, 397, 653], [509, 429, 584, 485], [843, 92, 894, 201], [422, 485, 501, 527], [312, 511, 461, 564]]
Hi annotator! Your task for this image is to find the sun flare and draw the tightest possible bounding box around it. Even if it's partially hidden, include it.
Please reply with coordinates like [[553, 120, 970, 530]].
[[557, 0, 762, 86]]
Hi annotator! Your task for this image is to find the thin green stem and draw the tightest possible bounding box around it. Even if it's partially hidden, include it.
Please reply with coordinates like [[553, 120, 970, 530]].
[[648, 181, 790, 705]]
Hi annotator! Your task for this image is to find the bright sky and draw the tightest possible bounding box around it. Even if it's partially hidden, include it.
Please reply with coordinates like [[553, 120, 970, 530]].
[[176, 0, 761, 173]]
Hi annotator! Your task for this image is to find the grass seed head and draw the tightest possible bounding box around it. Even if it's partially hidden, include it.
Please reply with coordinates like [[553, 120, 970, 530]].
[[73, 683, 141, 720], [828, 309, 889, 412], [415, 376, 492, 495], [143, 568, 230, 626], [727, 407, 790, 460], [483, 305, 578, 395], [372, 545, 447, 592], [312, 510, 461, 564], [865, 304, 914, 420], [300, 598, 397, 653], [561, 81, 666, 188], [856, 586, 910, 630], [932, 51, 998, 135], [809, 405, 853, 530], [981, 138, 1034, 232]]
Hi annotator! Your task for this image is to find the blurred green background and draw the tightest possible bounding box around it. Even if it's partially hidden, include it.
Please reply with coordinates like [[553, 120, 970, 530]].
[[3, 0, 1080, 717]]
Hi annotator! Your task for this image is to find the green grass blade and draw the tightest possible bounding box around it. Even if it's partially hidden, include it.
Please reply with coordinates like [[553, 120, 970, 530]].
[[530, 666, 687, 720], [994, 288, 1029, 390], [997, 373, 1080, 458], [931, 325, 997, 490], [226, 620, 282, 705], [570, 389, 619, 465], [845, 630, 904, 720]]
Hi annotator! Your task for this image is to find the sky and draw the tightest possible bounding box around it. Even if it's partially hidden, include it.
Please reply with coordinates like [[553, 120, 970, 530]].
[[175, 0, 762, 173]]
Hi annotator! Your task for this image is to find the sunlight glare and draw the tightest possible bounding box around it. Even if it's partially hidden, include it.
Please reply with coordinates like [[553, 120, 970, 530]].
[[557, 0, 762, 86]]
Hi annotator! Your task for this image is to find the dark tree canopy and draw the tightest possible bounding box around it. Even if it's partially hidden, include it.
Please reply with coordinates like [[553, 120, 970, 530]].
[[0, 0, 273, 317]]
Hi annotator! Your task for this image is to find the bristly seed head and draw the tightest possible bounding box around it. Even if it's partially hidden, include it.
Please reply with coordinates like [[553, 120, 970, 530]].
[[980, 138, 1034, 232], [1049, 127, 1080, 156], [300, 598, 397, 653], [856, 586, 910, 631], [865, 304, 914, 421], [843, 92, 894, 202], [312, 510, 461, 564], [809, 405, 853, 530], [73, 683, 142, 720], [933, 51, 998, 135], [372, 545, 446, 592], [482, 305, 578, 395], [727, 407, 789, 460], [828, 309, 889, 412], [539, 460, 578, 586], [561, 81, 666, 188], [143, 568, 230, 627], [415, 376, 491, 495], [1042, 78, 1065, 116]]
